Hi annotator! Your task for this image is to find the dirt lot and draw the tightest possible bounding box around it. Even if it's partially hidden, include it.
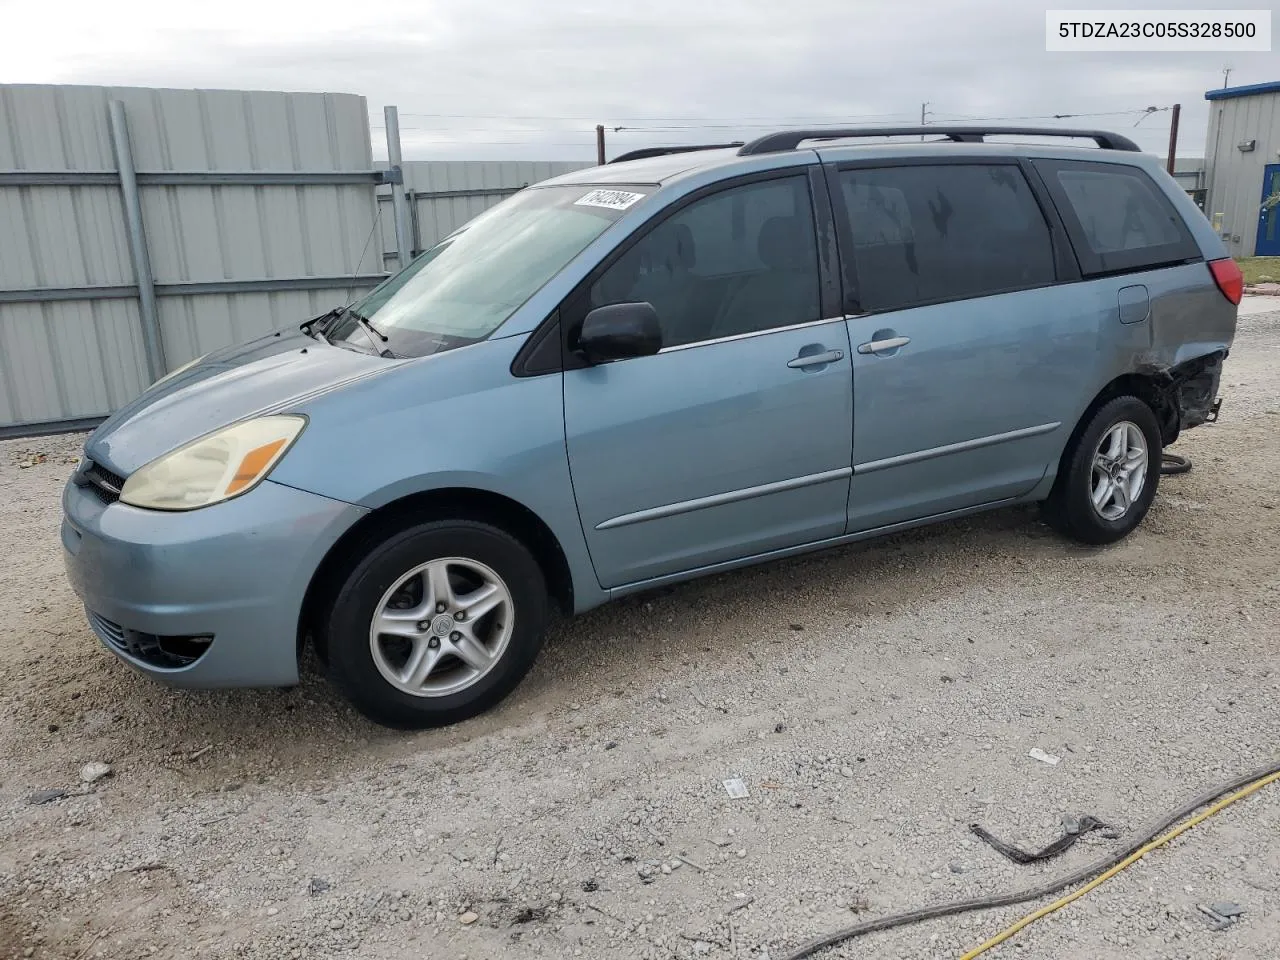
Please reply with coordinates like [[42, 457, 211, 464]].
[[2, 309, 1278, 960]]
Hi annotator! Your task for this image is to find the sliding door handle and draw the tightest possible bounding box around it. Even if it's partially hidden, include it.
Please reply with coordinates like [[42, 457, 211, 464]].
[[857, 336, 911, 355]]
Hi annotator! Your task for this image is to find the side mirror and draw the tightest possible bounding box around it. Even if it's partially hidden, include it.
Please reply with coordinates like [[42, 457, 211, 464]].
[[578, 303, 662, 364]]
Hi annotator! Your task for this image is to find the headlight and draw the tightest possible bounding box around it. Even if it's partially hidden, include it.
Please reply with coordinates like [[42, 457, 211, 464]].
[[120, 415, 306, 511], [150, 354, 206, 389]]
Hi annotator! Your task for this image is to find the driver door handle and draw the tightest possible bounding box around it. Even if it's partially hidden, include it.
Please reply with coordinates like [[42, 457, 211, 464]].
[[857, 336, 911, 355], [787, 349, 844, 368]]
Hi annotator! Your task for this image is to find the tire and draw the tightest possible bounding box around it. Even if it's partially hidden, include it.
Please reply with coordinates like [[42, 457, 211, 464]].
[[1042, 396, 1162, 545], [323, 519, 549, 729]]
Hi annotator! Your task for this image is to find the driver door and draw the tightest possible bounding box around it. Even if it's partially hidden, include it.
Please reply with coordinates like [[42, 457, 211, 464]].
[[561, 172, 853, 589]]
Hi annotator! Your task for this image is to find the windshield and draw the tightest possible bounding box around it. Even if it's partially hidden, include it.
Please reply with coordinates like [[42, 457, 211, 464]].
[[324, 184, 650, 358]]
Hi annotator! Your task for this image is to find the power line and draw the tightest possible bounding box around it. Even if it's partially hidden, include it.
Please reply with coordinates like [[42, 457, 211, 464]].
[[392, 108, 1167, 124], [378, 126, 603, 133], [394, 139, 599, 146], [610, 118, 919, 132], [374, 106, 1177, 155], [377, 109, 1168, 134], [378, 123, 920, 135], [927, 109, 1165, 123], [396, 111, 914, 123]]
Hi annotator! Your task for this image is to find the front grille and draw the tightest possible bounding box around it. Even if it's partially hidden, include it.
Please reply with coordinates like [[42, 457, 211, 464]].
[[86, 609, 212, 669], [80, 461, 126, 504]]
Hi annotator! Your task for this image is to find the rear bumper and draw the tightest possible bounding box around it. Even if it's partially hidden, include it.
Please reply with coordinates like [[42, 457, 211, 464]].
[[61, 477, 367, 688], [1176, 350, 1226, 431]]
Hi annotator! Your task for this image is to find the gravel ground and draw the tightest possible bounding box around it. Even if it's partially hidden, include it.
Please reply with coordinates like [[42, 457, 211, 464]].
[[2, 310, 1278, 960]]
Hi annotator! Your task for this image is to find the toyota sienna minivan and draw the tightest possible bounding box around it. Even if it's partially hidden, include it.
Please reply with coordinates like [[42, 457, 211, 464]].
[[62, 126, 1240, 727]]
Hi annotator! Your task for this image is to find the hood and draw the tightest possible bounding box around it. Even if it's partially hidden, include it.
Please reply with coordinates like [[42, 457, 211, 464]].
[[85, 328, 395, 474]]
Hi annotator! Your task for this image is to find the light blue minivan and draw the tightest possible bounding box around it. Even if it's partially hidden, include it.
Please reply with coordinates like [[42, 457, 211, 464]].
[[62, 126, 1240, 727]]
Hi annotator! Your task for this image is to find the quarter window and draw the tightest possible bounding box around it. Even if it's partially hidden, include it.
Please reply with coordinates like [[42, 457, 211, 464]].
[[587, 176, 820, 348], [836, 164, 1056, 313], [1034, 159, 1200, 276]]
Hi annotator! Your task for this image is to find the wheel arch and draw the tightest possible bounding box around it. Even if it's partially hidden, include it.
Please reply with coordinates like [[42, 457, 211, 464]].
[[1074, 371, 1177, 453], [1047, 372, 1169, 498], [298, 487, 575, 663]]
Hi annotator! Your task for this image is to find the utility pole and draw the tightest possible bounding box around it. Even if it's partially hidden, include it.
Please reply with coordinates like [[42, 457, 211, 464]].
[[920, 102, 929, 140], [1165, 103, 1181, 175], [596, 124, 606, 165]]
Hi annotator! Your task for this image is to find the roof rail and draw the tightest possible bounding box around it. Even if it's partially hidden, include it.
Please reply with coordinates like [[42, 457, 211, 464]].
[[609, 143, 745, 164], [738, 126, 1142, 155]]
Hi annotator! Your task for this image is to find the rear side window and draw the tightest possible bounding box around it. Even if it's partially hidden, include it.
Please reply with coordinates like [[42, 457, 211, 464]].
[[1034, 159, 1200, 276], [835, 164, 1056, 313]]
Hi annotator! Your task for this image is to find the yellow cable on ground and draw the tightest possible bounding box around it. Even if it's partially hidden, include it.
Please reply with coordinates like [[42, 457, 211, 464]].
[[959, 769, 1280, 959]]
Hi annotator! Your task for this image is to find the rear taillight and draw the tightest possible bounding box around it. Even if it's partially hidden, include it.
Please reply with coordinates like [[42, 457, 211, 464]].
[[1208, 258, 1243, 306]]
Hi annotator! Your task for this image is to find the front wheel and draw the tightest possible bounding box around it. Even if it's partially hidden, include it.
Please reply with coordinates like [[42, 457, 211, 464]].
[[324, 520, 549, 728], [1043, 396, 1162, 545]]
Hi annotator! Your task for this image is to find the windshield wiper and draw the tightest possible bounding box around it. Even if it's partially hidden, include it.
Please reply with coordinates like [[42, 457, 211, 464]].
[[301, 307, 341, 343], [304, 305, 395, 356], [341, 307, 389, 349]]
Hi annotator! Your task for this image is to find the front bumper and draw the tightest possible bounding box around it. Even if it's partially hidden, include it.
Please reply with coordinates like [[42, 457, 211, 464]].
[[61, 477, 367, 688]]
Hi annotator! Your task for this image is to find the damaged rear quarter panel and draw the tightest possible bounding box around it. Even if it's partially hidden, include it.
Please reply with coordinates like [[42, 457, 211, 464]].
[[1127, 261, 1235, 432]]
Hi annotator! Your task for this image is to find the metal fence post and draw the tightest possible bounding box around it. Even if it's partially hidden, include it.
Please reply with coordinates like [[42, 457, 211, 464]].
[[383, 106, 413, 271], [107, 100, 166, 382]]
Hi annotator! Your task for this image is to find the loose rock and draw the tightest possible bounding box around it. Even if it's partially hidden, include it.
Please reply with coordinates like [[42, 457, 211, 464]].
[[80, 761, 112, 784]]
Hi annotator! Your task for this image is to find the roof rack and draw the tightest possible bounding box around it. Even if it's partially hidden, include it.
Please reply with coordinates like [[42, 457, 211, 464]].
[[738, 126, 1142, 156], [609, 142, 745, 164]]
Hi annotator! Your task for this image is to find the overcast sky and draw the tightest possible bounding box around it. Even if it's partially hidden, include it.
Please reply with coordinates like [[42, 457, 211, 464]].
[[1, 0, 1275, 161]]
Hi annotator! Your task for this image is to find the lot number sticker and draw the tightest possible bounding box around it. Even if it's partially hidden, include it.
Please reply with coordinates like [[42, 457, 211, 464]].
[[575, 189, 645, 210]]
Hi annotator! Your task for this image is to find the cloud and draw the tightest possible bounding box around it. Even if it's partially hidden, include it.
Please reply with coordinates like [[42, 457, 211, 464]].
[[1, 0, 1273, 159]]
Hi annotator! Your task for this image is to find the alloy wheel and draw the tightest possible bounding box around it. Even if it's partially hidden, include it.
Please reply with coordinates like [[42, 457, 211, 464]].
[[368, 557, 514, 697], [1090, 421, 1148, 521]]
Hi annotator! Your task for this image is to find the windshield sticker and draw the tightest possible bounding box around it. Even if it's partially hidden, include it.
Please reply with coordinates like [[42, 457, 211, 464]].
[[574, 189, 645, 211]]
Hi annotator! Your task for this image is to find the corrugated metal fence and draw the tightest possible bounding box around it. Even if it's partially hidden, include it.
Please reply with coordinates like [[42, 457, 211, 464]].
[[376, 160, 593, 264], [0, 83, 388, 436]]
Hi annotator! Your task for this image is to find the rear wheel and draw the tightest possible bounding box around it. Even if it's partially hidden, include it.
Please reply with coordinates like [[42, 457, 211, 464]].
[[324, 520, 548, 728], [1043, 396, 1161, 545]]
